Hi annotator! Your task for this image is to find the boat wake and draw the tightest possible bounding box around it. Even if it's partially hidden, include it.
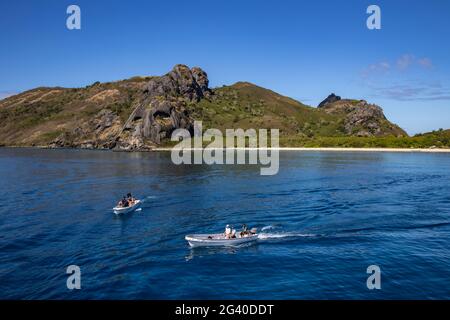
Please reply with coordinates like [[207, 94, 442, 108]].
[[257, 232, 317, 240], [139, 195, 158, 208], [142, 195, 157, 202], [258, 225, 317, 240], [261, 225, 275, 231]]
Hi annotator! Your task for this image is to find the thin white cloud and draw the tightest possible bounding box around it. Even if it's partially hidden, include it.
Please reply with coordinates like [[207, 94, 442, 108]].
[[361, 61, 391, 77], [361, 55, 441, 101], [396, 54, 433, 70], [364, 55, 434, 77], [368, 82, 450, 101]]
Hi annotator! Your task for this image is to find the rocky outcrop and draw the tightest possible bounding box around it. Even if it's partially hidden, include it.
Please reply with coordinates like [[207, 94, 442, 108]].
[[192, 67, 210, 95], [317, 95, 407, 137], [318, 93, 341, 108], [49, 109, 122, 149], [143, 64, 210, 102], [1, 65, 211, 151], [115, 64, 211, 150]]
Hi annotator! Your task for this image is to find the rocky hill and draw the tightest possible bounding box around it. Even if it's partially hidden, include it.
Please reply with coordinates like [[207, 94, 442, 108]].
[[317, 93, 405, 137], [0, 64, 407, 150]]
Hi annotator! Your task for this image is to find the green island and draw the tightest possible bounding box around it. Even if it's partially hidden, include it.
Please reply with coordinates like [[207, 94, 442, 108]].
[[0, 65, 448, 150]]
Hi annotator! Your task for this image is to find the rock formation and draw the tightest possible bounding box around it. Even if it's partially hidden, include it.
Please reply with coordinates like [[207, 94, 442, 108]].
[[317, 94, 405, 137], [115, 64, 211, 150], [318, 93, 341, 108]]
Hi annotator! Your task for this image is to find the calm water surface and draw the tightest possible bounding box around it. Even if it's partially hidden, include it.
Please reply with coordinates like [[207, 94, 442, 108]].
[[0, 148, 449, 299]]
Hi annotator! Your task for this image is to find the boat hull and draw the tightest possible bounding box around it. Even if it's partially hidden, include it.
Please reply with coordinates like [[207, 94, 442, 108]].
[[185, 233, 258, 247], [113, 200, 141, 215]]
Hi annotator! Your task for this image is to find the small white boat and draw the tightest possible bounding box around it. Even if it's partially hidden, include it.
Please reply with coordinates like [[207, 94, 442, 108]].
[[113, 200, 141, 215], [185, 233, 259, 247]]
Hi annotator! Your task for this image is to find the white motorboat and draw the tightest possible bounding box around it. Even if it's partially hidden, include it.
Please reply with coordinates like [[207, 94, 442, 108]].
[[185, 232, 259, 247], [113, 199, 141, 215]]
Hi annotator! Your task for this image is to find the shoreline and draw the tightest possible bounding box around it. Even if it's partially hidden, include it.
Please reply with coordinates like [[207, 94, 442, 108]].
[[155, 147, 450, 153], [2, 145, 450, 153]]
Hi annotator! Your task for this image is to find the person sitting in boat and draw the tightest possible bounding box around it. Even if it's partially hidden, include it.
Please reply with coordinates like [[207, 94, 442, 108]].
[[127, 193, 135, 206], [117, 196, 129, 208], [224, 224, 232, 239], [240, 224, 249, 237]]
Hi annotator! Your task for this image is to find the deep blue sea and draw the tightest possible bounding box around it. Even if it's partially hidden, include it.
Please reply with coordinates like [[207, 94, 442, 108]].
[[0, 148, 449, 299]]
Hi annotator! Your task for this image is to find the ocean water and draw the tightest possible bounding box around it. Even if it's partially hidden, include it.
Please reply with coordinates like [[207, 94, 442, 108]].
[[0, 148, 449, 299]]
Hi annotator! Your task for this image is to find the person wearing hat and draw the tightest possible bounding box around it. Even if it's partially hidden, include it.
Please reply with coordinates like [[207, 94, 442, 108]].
[[224, 224, 232, 239]]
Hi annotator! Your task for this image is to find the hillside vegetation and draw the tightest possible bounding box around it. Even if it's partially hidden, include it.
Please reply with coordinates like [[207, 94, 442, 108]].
[[0, 65, 447, 149]]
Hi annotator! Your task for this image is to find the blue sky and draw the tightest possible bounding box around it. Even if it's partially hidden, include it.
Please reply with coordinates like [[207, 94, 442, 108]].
[[0, 0, 449, 134]]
